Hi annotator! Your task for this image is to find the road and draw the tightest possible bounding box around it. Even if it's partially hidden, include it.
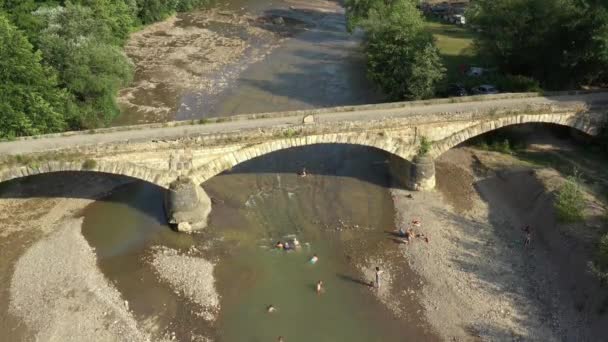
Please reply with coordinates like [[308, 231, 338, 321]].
[[1, 92, 607, 155]]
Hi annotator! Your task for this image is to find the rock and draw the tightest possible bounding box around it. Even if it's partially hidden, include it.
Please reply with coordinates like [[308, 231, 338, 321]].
[[177, 222, 192, 232], [272, 16, 285, 25], [303, 114, 315, 124]]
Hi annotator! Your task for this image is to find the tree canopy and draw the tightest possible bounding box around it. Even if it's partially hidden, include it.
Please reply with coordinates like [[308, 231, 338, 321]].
[[0, 0, 211, 137], [469, 0, 608, 88], [0, 14, 68, 138], [346, 0, 445, 100]]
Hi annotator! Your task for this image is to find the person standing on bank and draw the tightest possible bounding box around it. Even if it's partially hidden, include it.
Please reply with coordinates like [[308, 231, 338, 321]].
[[375, 267, 383, 289]]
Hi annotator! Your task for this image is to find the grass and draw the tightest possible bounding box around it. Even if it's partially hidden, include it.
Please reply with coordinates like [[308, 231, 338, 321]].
[[424, 19, 482, 84]]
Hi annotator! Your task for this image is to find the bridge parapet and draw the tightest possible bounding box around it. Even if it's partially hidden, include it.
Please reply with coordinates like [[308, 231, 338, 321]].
[[0, 93, 606, 232]]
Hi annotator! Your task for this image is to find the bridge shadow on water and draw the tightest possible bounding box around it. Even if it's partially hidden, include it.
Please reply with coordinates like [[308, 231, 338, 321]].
[[0, 144, 411, 225], [216, 143, 411, 189]]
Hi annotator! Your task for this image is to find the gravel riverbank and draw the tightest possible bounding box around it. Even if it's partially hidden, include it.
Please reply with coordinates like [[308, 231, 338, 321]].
[[9, 218, 158, 342], [150, 246, 220, 322]]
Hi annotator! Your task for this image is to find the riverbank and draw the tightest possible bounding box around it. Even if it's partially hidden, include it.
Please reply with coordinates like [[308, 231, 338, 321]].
[[391, 147, 608, 340], [115, 7, 283, 124]]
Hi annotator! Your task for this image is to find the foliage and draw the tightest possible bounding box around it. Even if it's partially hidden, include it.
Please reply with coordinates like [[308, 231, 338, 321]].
[[554, 173, 585, 222], [589, 233, 608, 283], [35, 3, 134, 128], [0, 14, 68, 138], [0, 0, 210, 137], [417, 136, 432, 156], [136, 0, 178, 24], [358, 1, 445, 100], [468, 0, 608, 89], [81, 159, 97, 170]]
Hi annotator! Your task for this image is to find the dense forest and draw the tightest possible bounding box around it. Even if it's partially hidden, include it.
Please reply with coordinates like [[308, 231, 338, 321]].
[[0, 0, 210, 139], [345, 0, 608, 100], [469, 0, 608, 90]]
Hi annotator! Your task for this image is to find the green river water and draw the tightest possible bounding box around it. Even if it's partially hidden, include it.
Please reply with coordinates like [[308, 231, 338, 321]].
[[81, 145, 437, 341]]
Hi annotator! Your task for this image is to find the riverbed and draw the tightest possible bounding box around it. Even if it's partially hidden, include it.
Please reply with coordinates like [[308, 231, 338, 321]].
[[115, 0, 383, 125], [79, 144, 437, 341]]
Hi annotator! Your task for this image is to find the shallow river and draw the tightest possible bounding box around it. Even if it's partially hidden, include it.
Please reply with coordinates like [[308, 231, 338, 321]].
[[82, 145, 437, 341]]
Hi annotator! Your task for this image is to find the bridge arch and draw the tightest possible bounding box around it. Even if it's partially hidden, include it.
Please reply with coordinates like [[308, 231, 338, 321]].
[[429, 112, 601, 159], [0, 160, 173, 189], [188, 133, 414, 184]]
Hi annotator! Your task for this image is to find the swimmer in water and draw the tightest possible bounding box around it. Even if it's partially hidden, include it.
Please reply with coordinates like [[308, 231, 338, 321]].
[[316, 280, 324, 294], [267, 305, 276, 313], [310, 254, 319, 264], [292, 237, 301, 248], [275, 241, 284, 250]]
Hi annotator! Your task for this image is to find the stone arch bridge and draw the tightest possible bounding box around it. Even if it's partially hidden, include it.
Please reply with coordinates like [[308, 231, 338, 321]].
[[1, 92, 607, 231]]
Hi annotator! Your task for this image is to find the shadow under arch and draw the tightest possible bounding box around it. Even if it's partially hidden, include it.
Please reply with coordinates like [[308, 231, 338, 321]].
[[202, 143, 413, 189], [0, 171, 169, 225], [430, 120, 598, 159]]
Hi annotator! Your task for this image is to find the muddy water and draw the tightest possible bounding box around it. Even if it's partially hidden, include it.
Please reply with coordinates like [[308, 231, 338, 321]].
[[116, 0, 383, 125], [81, 145, 436, 341], [201, 3, 384, 117]]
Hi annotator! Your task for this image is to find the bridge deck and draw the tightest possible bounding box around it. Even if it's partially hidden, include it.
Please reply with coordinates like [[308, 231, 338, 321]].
[[1, 92, 607, 155]]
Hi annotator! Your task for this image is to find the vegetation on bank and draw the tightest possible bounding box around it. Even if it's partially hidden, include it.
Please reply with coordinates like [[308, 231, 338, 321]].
[[347, 0, 608, 101], [0, 0, 212, 139], [468, 0, 608, 90], [345, 0, 445, 101]]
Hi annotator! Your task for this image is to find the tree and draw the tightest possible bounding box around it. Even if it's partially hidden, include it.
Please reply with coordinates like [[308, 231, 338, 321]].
[[0, 14, 68, 138], [36, 3, 133, 128], [71, 0, 138, 44], [362, 1, 445, 100], [469, 0, 608, 88], [136, 0, 178, 24]]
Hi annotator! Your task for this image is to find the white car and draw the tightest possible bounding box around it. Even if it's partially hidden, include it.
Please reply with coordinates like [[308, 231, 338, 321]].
[[472, 85, 499, 95], [451, 15, 466, 25]]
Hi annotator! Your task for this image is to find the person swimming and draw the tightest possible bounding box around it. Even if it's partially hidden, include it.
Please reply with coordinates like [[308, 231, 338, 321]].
[[267, 305, 277, 313], [309, 254, 319, 264], [275, 241, 284, 249], [316, 280, 324, 294], [292, 237, 301, 248]]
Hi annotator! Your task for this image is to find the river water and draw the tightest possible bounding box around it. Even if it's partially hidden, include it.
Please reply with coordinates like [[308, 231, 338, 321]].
[[73, 0, 430, 340], [81, 145, 437, 341]]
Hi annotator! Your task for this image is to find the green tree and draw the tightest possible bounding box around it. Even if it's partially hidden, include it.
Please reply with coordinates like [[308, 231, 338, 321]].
[[362, 1, 445, 100], [0, 14, 68, 138], [469, 0, 608, 88], [72, 0, 138, 44], [36, 3, 133, 128], [136, 0, 178, 24]]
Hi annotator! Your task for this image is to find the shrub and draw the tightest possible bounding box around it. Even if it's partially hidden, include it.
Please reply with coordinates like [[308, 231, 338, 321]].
[[589, 233, 608, 283], [418, 136, 431, 156], [82, 159, 97, 170], [554, 173, 585, 222]]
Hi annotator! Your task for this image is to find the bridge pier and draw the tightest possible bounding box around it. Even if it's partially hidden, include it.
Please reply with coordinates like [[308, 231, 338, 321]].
[[164, 176, 212, 232], [407, 155, 436, 191], [388, 154, 436, 191]]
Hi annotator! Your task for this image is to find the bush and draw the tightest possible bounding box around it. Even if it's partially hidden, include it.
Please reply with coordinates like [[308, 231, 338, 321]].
[[589, 233, 608, 283], [0, 14, 68, 138], [362, 2, 445, 100], [418, 136, 432, 156], [554, 174, 585, 222], [82, 159, 97, 170]]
